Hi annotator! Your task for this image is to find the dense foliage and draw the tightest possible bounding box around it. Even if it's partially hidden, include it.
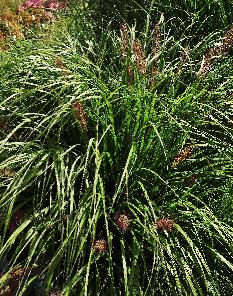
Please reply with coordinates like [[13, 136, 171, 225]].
[[0, 1, 232, 295]]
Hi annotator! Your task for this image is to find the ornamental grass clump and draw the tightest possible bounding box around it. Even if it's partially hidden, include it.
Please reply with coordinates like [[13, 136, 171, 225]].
[[0, 1, 233, 295], [0, 0, 67, 45]]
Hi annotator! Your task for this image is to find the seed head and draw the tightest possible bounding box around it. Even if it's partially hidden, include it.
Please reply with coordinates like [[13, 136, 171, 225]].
[[127, 65, 134, 86], [222, 26, 233, 55], [0, 285, 12, 296], [198, 26, 233, 78], [184, 174, 199, 187], [172, 144, 195, 167], [120, 22, 129, 58], [133, 39, 147, 75], [55, 56, 68, 77], [115, 212, 131, 232], [153, 23, 161, 56], [180, 47, 190, 64], [72, 102, 88, 130], [92, 239, 108, 254], [154, 217, 175, 232], [0, 168, 16, 178]]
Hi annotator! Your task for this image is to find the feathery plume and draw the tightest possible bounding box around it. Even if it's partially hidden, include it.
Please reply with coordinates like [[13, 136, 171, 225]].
[[153, 23, 161, 56], [222, 25, 233, 55], [180, 47, 190, 65], [149, 22, 161, 87], [198, 46, 221, 77], [133, 39, 147, 75], [72, 102, 88, 130], [198, 26, 233, 78], [120, 22, 129, 58], [152, 23, 161, 76], [0, 285, 12, 296]]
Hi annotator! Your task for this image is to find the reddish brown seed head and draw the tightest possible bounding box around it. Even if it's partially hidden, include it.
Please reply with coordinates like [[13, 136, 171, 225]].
[[184, 174, 199, 187], [133, 39, 147, 75], [127, 65, 134, 86], [154, 217, 175, 232], [120, 22, 130, 58], [54, 56, 68, 76], [172, 145, 195, 167], [92, 239, 108, 254], [153, 23, 161, 56], [115, 212, 131, 232], [222, 26, 233, 55], [72, 101, 88, 130], [0, 168, 16, 178]]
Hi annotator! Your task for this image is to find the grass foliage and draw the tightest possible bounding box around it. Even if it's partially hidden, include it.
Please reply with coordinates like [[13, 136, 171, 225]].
[[0, 0, 233, 295]]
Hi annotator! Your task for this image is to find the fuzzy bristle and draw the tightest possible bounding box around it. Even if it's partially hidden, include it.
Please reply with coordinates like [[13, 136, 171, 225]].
[[153, 23, 161, 56]]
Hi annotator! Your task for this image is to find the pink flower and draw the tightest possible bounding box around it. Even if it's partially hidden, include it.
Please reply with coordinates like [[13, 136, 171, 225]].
[[18, 0, 46, 11], [46, 0, 65, 10], [18, 0, 66, 12], [44, 11, 55, 20]]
